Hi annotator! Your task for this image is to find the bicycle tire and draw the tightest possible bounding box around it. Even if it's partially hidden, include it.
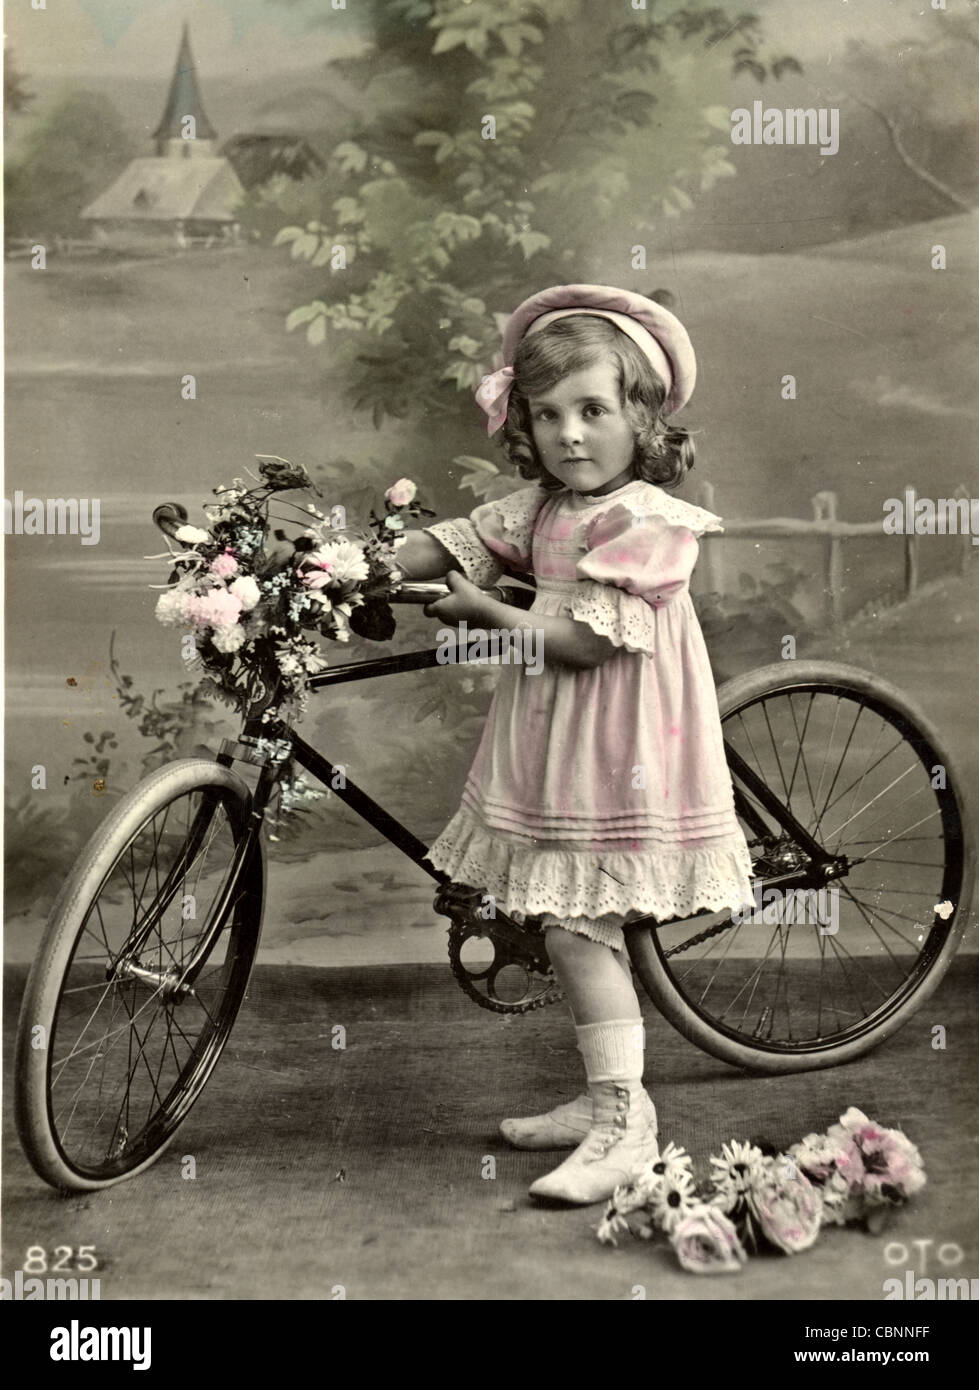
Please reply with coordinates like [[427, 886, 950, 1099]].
[[628, 661, 973, 1073], [15, 758, 265, 1190]]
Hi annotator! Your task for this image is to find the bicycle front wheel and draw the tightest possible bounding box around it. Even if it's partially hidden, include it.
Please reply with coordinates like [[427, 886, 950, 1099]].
[[628, 662, 973, 1072], [15, 758, 265, 1191]]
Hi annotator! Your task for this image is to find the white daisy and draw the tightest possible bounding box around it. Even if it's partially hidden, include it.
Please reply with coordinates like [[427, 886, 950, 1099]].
[[648, 1170, 701, 1235], [709, 1140, 768, 1213]]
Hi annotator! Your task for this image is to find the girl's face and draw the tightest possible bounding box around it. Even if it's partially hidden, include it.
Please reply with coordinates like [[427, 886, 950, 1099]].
[[527, 361, 637, 496]]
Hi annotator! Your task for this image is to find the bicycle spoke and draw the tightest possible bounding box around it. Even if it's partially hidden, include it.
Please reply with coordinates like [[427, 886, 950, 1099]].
[[838, 886, 916, 970], [851, 808, 943, 861], [823, 761, 918, 844], [846, 835, 944, 845], [643, 678, 965, 1062], [786, 692, 819, 820], [819, 729, 903, 826], [842, 892, 936, 929], [761, 702, 792, 807], [813, 702, 863, 834], [811, 696, 844, 816]]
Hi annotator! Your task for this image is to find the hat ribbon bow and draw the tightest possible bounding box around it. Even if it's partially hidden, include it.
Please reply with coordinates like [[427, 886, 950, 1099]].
[[475, 366, 515, 436]]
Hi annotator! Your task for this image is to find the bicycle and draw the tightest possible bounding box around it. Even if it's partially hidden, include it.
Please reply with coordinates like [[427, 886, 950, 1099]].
[[14, 504, 973, 1191]]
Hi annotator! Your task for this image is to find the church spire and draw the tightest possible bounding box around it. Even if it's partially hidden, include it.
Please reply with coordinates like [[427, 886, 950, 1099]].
[[153, 23, 217, 154]]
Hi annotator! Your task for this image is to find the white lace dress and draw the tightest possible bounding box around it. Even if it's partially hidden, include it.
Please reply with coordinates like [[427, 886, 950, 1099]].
[[421, 476, 754, 950]]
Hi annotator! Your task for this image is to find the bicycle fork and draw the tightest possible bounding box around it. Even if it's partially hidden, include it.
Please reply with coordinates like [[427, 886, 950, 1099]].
[[108, 759, 274, 1003]]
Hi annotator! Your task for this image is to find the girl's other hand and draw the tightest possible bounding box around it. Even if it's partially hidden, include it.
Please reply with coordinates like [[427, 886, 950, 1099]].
[[424, 570, 493, 625]]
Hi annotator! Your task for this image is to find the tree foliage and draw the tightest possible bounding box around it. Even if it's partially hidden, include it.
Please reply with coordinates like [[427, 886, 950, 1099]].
[[4, 47, 34, 125], [250, 0, 797, 428], [5, 89, 137, 240]]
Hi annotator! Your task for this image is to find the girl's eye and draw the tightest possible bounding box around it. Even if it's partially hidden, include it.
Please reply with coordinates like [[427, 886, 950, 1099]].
[[584, 404, 605, 418]]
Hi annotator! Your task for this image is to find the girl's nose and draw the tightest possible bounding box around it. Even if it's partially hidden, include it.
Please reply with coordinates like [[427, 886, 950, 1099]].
[[559, 414, 583, 445]]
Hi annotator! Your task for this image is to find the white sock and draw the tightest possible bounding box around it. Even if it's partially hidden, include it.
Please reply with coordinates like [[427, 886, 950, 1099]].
[[575, 1018, 645, 1085]]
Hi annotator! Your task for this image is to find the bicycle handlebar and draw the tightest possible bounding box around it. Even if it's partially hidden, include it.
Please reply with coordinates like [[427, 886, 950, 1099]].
[[392, 581, 451, 603]]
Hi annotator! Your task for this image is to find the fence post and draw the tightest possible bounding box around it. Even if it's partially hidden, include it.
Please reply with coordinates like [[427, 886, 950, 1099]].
[[812, 490, 843, 625], [903, 483, 919, 599], [955, 483, 972, 578], [694, 479, 723, 594]]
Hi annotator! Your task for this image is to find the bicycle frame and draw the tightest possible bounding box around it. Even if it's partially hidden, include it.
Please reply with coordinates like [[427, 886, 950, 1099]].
[[158, 635, 852, 994]]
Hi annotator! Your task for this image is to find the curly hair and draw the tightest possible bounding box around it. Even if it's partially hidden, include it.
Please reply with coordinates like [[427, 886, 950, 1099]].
[[498, 315, 695, 491]]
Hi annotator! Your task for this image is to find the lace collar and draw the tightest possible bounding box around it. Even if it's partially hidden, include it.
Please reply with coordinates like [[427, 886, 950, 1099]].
[[561, 478, 648, 510]]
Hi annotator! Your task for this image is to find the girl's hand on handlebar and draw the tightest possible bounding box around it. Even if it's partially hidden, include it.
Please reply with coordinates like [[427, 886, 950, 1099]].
[[423, 570, 495, 625]]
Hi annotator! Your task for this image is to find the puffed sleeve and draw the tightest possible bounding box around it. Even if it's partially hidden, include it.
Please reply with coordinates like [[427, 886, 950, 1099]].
[[570, 500, 721, 657], [422, 485, 549, 587]]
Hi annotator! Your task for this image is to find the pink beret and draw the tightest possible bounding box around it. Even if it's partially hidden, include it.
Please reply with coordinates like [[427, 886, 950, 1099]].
[[474, 283, 696, 434]]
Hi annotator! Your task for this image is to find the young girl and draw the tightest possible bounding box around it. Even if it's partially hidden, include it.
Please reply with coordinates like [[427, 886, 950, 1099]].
[[395, 284, 754, 1205]]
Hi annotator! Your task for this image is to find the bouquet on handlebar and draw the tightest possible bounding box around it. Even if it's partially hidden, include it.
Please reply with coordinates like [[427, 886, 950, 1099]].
[[152, 456, 434, 718]]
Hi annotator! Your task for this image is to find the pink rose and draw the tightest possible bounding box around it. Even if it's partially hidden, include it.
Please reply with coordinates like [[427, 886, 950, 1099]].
[[748, 1171, 823, 1254], [229, 575, 261, 612], [211, 623, 246, 654], [828, 1109, 926, 1202], [187, 588, 242, 630], [385, 477, 417, 507], [671, 1205, 747, 1275], [155, 588, 194, 626], [789, 1131, 862, 1187], [209, 551, 239, 579]]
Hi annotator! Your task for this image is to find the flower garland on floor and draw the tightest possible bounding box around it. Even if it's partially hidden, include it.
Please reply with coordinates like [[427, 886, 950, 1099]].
[[596, 1109, 926, 1275], [152, 457, 431, 720]]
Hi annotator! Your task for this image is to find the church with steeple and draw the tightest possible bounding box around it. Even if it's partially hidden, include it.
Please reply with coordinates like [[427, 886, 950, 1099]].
[[82, 25, 246, 246], [152, 23, 219, 158]]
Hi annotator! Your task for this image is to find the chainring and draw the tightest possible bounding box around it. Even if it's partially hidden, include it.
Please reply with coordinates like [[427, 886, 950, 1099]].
[[434, 884, 564, 1015]]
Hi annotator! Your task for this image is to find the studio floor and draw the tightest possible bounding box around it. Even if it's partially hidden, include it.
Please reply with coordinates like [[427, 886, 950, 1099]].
[[3, 958, 976, 1301]]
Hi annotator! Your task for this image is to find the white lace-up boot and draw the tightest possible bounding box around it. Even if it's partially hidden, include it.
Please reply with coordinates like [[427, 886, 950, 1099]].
[[527, 1019, 658, 1205], [500, 1094, 592, 1150]]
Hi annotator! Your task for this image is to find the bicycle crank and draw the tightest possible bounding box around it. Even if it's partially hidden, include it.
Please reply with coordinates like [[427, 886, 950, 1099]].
[[435, 884, 564, 1015]]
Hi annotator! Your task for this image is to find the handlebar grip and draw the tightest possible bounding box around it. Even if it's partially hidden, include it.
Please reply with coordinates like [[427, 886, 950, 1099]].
[[392, 581, 537, 609], [392, 582, 451, 604], [153, 502, 189, 540]]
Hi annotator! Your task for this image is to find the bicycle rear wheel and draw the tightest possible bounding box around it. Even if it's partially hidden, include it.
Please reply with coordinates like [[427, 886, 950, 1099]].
[[15, 758, 264, 1190], [628, 662, 972, 1072]]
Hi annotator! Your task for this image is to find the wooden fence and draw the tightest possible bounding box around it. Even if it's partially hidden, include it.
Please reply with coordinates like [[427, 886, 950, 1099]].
[[692, 480, 975, 627], [5, 236, 105, 259]]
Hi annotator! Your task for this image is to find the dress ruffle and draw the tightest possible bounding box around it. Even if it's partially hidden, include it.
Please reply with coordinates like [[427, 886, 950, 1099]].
[[567, 578, 658, 657], [483, 484, 551, 548], [424, 802, 755, 937], [424, 485, 550, 585], [424, 517, 503, 588]]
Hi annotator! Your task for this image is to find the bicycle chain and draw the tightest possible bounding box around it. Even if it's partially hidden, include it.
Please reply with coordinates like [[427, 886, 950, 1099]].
[[660, 846, 802, 958], [662, 916, 740, 958]]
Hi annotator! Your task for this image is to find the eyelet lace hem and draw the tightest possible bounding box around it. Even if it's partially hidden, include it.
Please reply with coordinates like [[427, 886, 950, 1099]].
[[424, 805, 755, 931], [423, 518, 503, 588], [568, 579, 658, 657]]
